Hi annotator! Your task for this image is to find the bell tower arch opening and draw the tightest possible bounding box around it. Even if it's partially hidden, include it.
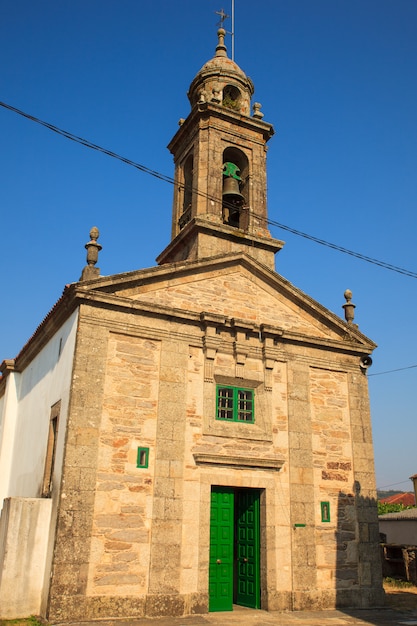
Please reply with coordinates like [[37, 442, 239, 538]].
[[178, 152, 194, 231], [222, 84, 242, 112], [222, 148, 249, 230]]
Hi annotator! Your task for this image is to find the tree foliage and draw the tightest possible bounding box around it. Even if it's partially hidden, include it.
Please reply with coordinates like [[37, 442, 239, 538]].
[[378, 501, 412, 515]]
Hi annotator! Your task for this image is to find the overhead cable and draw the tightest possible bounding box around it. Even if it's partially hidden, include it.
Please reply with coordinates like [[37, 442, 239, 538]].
[[377, 480, 412, 490], [368, 364, 417, 377], [1, 99, 417, 280]]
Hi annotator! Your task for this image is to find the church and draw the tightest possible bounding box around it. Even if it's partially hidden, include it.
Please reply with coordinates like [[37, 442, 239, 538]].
[[0, 26, 384, 621]]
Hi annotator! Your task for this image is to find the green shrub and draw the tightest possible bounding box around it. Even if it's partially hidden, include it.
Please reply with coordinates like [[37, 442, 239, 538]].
[[384, 576, 414, 588], [0, 617, 45, 626], [378, 502, 414, 515]]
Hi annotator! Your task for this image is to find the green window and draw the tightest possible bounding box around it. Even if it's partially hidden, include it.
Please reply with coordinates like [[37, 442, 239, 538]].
[[321, 501, 330, 523], [216, 386, 254, 423], [137, 447, 149, 468]]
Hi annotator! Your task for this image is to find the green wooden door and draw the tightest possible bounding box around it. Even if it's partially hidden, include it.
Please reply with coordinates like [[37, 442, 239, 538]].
[[236, 489, 261, 609], [209, 487, 234, 612], [209, 487, 261, 612]]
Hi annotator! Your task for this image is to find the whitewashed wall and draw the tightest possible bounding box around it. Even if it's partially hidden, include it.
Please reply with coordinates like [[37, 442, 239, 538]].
[[0, 309, 78, 505], [0, 497, 52, 618], [0, 309, 79, 618]]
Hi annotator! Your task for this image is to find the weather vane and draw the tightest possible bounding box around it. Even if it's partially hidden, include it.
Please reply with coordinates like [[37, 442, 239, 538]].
[[215, 2, 235, 60]]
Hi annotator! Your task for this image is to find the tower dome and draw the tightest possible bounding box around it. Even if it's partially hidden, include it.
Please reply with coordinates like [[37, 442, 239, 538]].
[[187, 28, 254, 116]]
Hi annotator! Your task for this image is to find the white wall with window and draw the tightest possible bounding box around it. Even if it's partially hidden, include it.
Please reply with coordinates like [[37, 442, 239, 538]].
[[0, 309, 78, 506]]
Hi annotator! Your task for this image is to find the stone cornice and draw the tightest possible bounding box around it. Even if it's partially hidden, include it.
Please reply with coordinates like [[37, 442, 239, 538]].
[[74, 291, 374, 355], [156, 217, 284, 266], [0, 360, 16, 394], [0, 359, 16, 375], [193, 452, 284, 471], [0, 359, 16, 394], [168, 102, 274, 156]]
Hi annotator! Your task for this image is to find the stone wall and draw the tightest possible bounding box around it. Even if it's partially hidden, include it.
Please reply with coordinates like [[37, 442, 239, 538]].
[[46, 271, 383, 619]]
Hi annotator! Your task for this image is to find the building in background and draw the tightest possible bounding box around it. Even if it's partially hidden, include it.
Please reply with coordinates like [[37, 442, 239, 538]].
[[379, 493, 416, 508], [0, 27, 384, 621], [380, 509, 417, 545]]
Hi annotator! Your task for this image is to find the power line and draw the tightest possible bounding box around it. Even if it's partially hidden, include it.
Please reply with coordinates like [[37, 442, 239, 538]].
[[0, 100, 174, 185], [368, 364, 417, 377], [262, 219, 417, 279], [2, 99, 417, 280], [377, 480, 411, 490]]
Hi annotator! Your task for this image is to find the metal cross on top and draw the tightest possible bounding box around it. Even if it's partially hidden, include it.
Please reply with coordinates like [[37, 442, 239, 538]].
[[215, 2, 235, 61], [215, 8, 230, 28]]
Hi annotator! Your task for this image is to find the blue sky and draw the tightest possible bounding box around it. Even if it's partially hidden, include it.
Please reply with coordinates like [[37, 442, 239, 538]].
[[1, 1, 416, 491]]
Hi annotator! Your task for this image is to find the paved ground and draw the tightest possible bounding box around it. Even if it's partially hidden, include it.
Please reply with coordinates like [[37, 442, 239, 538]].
[[51, 603, 417, 626]]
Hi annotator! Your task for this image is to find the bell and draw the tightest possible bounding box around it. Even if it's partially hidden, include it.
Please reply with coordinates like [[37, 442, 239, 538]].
[[222, 176, 245, 201]]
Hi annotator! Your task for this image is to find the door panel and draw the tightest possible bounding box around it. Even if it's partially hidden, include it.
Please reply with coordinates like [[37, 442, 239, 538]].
[[209, 488, 234, 611], [236, 489, 260, 609]]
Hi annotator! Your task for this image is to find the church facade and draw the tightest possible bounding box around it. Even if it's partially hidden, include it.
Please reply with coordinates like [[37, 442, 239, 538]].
[[0, 28, 383, 621]]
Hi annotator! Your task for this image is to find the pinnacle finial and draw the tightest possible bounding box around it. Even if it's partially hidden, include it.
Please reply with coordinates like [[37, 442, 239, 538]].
[[80, 226, 102, 281], [215, 27, 227, 57], [342, 289, 356, 324], [252, 102, 264, 119]]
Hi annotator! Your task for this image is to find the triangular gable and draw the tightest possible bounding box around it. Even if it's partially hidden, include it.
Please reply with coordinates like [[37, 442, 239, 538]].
[[84, 253, 375, 349]]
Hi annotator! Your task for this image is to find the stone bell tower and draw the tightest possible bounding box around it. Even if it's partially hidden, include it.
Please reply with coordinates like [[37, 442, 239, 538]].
[[157, 28, 284, 270]]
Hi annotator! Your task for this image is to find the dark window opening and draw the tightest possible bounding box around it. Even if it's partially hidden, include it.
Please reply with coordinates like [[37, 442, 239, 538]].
[[222, 84, 241, 111], [179, 154, 193, 230], [137, 447, 149, 468], [42, 402, 60, 497]]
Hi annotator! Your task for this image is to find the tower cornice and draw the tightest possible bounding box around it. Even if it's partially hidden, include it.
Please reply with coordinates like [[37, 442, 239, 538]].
[[168, 102, 274, 157], [157, 216, 284, 266]]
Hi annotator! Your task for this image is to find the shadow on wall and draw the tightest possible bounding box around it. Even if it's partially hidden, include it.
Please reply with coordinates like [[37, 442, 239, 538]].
[[336, 481, 385, 622]]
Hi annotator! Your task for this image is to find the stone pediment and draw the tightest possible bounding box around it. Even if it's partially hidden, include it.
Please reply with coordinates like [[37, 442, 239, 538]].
[[79, 253, 375, 351]]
